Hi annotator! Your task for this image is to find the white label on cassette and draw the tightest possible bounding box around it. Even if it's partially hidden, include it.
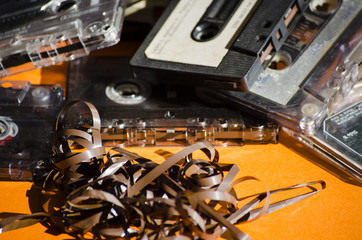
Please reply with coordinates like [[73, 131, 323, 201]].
[[144, 0, 259, 67]]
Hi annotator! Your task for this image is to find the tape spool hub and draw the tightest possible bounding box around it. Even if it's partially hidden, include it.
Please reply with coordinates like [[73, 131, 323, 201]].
[[309, 0, 340, 15], [105, 78, 151, 105]]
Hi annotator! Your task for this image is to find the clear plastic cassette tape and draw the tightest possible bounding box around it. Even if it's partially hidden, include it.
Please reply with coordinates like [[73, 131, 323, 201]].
[[0, 0, 127, 77], [66, 56, 279, 147], [0, 80, 64, 180], [210, 2, 362, 184]]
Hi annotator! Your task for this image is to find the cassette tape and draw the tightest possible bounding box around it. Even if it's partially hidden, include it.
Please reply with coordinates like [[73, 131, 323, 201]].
[[66, 56, 279, 147], [0, 0, 127, 77], [130, 0, 339, 91], [208, 4, 362, 184], [0, 80, 64, 181]]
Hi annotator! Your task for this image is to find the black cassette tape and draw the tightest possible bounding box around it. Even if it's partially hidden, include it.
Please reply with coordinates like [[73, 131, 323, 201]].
[[0, 81, 64, 181], [130, 0, 339, 91], [208, 3, 362, 184], [0, 0, 127, 77], [66, 56, 279, 147]]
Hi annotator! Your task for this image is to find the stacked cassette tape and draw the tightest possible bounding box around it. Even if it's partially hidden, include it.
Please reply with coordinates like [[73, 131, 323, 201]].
[[1, 0, 361, 187], [0, 80, 64, 180], [66, 56, 279, 147], [130, 0, 337, 91], [129, 0, 362, 184], [0, 0, 128, 180], [0, 0, 127, 77], [209, 1, 362, 183]]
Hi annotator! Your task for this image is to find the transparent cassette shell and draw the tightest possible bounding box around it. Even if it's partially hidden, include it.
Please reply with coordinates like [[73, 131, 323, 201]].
[[212, 1, 362, 184], [0, 80, 64, 180], [217, 0, 361, 136], [0, 0, 127, 77]]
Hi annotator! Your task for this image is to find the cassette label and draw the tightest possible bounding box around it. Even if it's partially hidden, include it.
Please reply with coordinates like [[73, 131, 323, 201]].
[[324, 100, 362, 158], [145, 0, 260, 67]]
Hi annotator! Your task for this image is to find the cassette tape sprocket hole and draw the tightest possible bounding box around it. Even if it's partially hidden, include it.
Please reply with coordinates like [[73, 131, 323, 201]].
[[105, 79, 151, 105]]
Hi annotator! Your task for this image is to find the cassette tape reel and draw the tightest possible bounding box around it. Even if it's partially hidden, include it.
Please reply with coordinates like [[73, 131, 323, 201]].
[[0, 80, 64, 180], [130, 0, 340, 91], [66, 56, 279, 147], [0, 0, 127, 77], [209, 2, 362, 184]]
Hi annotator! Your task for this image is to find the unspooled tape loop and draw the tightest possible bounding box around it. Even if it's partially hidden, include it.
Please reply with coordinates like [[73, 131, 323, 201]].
[[0, 101, 326, 240]]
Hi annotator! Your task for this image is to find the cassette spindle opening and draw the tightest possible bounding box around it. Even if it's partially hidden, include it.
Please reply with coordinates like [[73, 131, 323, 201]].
[[105, 79, 151, 105], [309, 0, 340, 15], [267, 51, 292, 70], [191, 0, 242, 42]]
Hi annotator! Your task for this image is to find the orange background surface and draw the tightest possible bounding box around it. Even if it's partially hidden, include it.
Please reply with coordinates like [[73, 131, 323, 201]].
[[1, 42, 362, 240]]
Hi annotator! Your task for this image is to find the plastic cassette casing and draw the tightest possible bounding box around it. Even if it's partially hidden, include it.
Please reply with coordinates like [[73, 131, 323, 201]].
[[130, 0, 338, 91], [0, 80, 64, 180], [0, 0, 127, 77], [210, 1, 362, 184], [66, 56, 279, 147]]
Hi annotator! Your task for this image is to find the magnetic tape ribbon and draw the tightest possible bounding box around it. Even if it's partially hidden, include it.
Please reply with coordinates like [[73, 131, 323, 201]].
[[0, 101, 326, 239]]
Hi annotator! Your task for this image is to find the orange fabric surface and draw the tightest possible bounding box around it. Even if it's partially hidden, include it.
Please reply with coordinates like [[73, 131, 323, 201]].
[[1, 44, 361, 240], [0, 144, 362, 240]]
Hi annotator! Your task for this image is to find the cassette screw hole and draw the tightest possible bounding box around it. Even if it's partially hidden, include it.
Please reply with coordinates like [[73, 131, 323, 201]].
[[86, 22, 103, 34], [301, 103, 320, 116]]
